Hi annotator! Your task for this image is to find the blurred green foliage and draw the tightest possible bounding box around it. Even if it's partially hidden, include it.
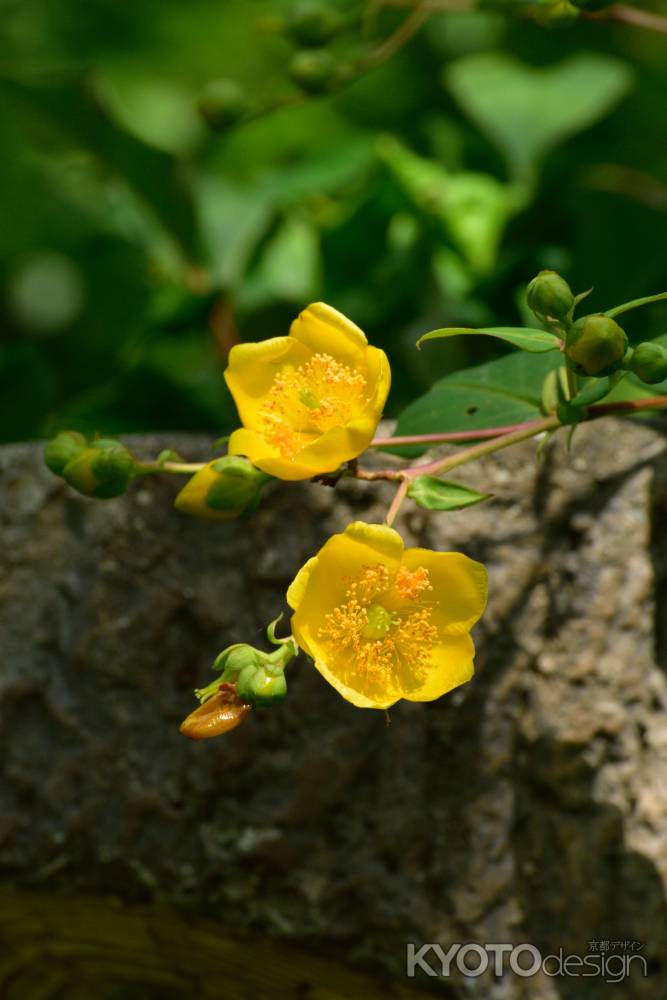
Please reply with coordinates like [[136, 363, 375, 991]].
[[1, 0, 667, 443]]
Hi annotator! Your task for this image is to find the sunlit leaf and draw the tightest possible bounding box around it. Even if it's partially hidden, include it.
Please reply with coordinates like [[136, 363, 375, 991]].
[[417, 326, 561, 353], [388, 351, 561, 456], [407, 476, 492, 511]]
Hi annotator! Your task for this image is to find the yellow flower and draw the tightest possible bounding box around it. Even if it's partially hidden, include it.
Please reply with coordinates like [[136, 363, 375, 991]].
[[286, 522, 488, 709], [224, 303, 391, 481]]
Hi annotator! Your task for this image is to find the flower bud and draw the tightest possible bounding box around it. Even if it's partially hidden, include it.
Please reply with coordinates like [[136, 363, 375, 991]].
[[174, 457, 267, 521], [197, 79, 248, 129], [286, 2, 342, 47], [214, 643, 265, 682], [44, 431, 87, 476], [627, 342, 667, 385], [180, 692, 251, 741], [289, 49, 336, 94], [62, 440, 135, 498], [236, 663, 288, 707], [529, 0, 579, 26], [526, 270, 575, 324], [565, 314, 628, 377]]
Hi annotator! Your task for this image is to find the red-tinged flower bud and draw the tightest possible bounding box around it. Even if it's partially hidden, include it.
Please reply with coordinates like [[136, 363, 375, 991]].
[[565, 314, 628, 377], [180, 692, 252, 741]]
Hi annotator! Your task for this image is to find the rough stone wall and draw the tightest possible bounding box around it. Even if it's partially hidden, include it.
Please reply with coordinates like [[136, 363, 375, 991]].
[[1, 420, 666, 999]]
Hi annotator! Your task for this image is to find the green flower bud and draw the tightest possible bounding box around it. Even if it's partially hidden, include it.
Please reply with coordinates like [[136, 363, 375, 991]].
[[627, 342, 667, 385], [236, 662, 287, 707], [215, 643, 264, 682], [565, 314, 629, 377], [174, 457, 268, 521], [289, 49, 336, 94], [526, 270, 575, 324], [286, 2, 342, 47], [62, 441, 135, 499], [44, 431, 87, 476], [197, 79, 248, 129], [529, 0, 579, 26]]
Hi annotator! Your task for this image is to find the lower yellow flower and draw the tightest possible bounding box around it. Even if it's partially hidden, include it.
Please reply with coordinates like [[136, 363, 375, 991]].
[[287, 522, 488, 709]]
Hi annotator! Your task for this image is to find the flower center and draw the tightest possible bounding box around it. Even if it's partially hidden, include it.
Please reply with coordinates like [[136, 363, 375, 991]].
[[319, 563, 438, 688], [260, 353, 367, 459], [361, 603, 393, 640]]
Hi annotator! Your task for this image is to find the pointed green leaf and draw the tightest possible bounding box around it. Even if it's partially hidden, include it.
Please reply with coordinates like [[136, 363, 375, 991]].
[[417, 326, 561, 353], [605, 291, 667, 319], [407, 476, 492, 512]]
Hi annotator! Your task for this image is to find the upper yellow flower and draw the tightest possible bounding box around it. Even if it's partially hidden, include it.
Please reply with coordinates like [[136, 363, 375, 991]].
[[286, 522, 488, 709], [224, 303, 391, 481]]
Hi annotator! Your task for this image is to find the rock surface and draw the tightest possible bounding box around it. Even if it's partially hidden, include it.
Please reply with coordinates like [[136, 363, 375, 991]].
[[1, 420, 666, 999]]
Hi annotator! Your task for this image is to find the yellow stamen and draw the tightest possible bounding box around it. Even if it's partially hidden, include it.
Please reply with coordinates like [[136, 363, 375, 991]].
[[260, 353, 367, 459], [319, 563, 439, 688], [396, 566, 432, 601]]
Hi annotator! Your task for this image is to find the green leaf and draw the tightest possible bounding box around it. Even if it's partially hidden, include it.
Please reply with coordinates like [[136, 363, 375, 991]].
[[445, 53, 633, 183], [417, 326, 561, 353], [5, 77, 199, 260], [389, 351, 561, 456], [239, 215, 321, 309], [605, 291, 667, 319], [407, 476, 492, 511], [378, 136, 521, 275]]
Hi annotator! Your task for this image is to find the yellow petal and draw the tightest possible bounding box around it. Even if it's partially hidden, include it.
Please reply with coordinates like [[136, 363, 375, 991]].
[[401, 633, 475, 702], [289, 521, 404, 669], [402, 549, 488, 634], [295, 521, 403, 614], [362, 345, 392, 415], [293, 622, 402, 710], [296, 416, 377, 472], [227, 427, 324, 481], [224, 336, 311, 430], [286, 555, 319, 612], [289, 302, 367, 368]]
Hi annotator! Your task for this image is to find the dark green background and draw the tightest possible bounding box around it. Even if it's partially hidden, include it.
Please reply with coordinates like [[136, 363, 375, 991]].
[[2, 0, 666, 443]]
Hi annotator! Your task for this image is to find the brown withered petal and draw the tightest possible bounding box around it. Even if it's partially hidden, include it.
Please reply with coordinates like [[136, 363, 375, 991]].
[[179, 693, 251, 741]]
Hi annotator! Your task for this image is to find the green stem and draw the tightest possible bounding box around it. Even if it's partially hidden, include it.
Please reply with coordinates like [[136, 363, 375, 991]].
[[135, 461, 206, 476]]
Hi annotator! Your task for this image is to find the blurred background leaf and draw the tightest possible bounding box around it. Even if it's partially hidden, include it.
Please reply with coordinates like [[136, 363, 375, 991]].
[[1, 0, 666, 444], [444, 51, 634, 185]]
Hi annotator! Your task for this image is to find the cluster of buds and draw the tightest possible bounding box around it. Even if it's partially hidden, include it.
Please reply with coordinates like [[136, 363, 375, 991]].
[[527, 270, 666, 384], [44, 432, 136, 498], [180, 620, 297, 740]]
